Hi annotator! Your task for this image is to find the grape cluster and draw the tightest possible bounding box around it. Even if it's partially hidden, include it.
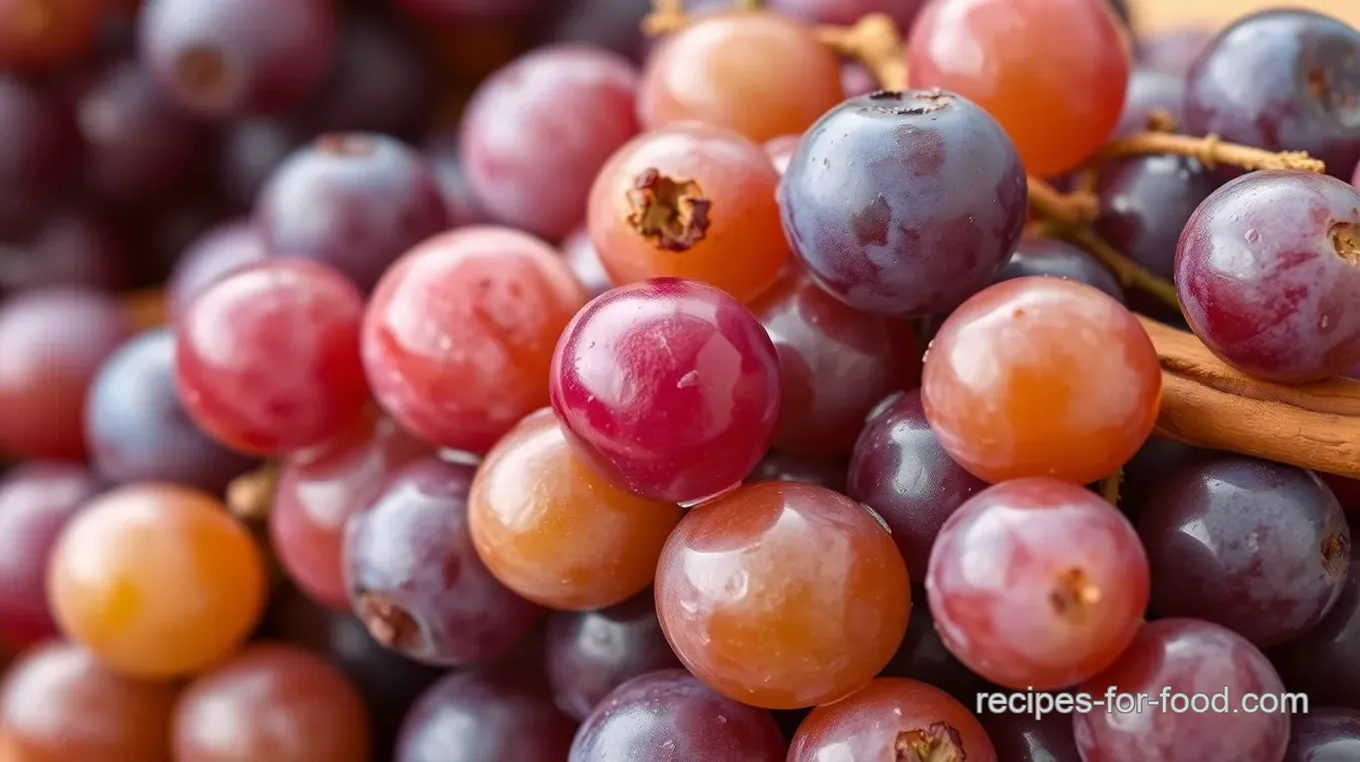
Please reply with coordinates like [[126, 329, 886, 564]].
[[0, 0, 1359, 761]]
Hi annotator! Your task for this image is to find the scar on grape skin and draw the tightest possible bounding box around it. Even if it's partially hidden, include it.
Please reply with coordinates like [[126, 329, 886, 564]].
[[867, 88, 952, 117], [1322, 531, 1351, 577], [357, 592, 423, 651], [895, 722, 966, 762], [1330, 222, 1360, 264], [626, 169, 711, 252], [316, 134, 376, 157], [1048, 567, 1103, 622]]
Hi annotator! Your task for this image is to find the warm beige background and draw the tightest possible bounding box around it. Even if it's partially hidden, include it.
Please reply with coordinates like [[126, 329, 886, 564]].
[[1134, 0, 1360, 31]]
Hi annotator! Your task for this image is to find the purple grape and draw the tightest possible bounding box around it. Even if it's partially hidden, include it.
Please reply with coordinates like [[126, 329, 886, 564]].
[[560, 226, 612, 298], [1269, 541, 1360, 710], [218, 117, 304, 211], [982, 712, 1080, 762], [396, 668, 577, 762], [425, 134, 491, 229], [994, 236, 1125, 303], [880, 587, 990, 703], [746, 450, 848, 493], [768, 0, 926, 32], [847, 389, 986, 580], [1118, 436, 1216, 519], [1184, 10, 1360, 181], [543, 0, 651, 59], [779, 90, 1027, 317], [139, 0, 337, 118], [0, 210, 129, 294], [460, 44, 641, 241], [1075, 619, 1291, 761], [301, 13, 434, 140], [85, 328, 257, 493], [545, 592, 681, 721], [1138, 455, 1350, 647], [569, 669, 786, 762], [1094, 155, 1216, 280], [1284, 707, 1360, 761], [0, 75, 79, 238], [167, 218, 269, 320], [1176, 170, 1360, 383], [344, 455, 543, 666], [256, 134, 450, 292], [1114, 66, 1185, 138], [1138, 27, 1214, 75]]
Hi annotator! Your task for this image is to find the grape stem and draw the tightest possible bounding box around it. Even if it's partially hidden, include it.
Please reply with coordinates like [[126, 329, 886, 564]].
[[1048, 225, 1181, 310], [1100, 469, 1122, 507], [227, 462, 281, 522], [1098, 131, 1327, 173], [1028, 177, 1098, 225]]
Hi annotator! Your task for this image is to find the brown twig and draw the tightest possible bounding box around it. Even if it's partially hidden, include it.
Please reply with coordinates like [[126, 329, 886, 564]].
[[1100, 469, 1123, 506], [1054, 226, 1180, 311], [816, 13, 908, 90], [227, 462, 282, 523], [1028, 177, 1098, 226], [1145, 108, 1178, 133], [1099, 132, 1327, 173]]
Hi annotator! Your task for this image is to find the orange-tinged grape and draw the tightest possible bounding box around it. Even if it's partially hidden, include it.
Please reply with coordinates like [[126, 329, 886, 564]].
[[47, 484, 268, 679], [469, 409, 682, 611]]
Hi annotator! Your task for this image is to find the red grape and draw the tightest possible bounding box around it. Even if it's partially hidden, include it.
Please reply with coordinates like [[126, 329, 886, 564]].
[[0, 0, 103, 70]]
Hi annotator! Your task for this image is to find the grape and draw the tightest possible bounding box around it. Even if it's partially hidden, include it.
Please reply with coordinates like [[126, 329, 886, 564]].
[[570, 669, 786, 762], [138, 0, 337, 118], [561, 225, 613, 298], [167, 218, 269, 320], [1075, 619, 1290, 761], [0, 0, 103, 69], [48, 484, 268, 678], [587, 122, 789, 302], [0, 75, 79, 238], [461, 44, 641, 241], [1268, 541, 1360, 709], [173, 643, 371, 762], [300, 13, 434, 140], [469, 408, 682, 610], [1185, 10, 1360, 181], [256, 133, 450, 293], [788, 678, 997, 762], [747, 450, 848, 493], [546, 591, 682, 721], [778, 90, 1027, 317], [923, 277, 1161, 484], [927, 478, 1149, 690], [1114, 66, 1186, 138], [175, 260, 370, 455], [981, 710, 1080, 761], [1284, 707, 1360, 761], [994, 236, 1125, 303], [0, 463, 102, 645], [0, 209, 130, 294], [0, 287, 131, 460], [549, 278, 781, 504], [654, 482, 910, 709], [218, 117, 303, 210], [363, 227, 589, 454], [1176, 170, 1360, 383], [345, 455, 543, 666], [0, 642, 176, 761], [1094, 155, 1216, 281], [638, 10, 842, 143], [395, 0, 549, 24], [425, 135, 490, 229], [543, 0, 650, 58], [763, 134, 800, 175], [768, 0, 925, 32], [1119, 436, 1216, 519], [86, 327, 257, 492], [1138, 27, 1214, 75], [906, 0, 1130, 176], [848, 389, 986, 580], [880, 586, 990, 702], [395, 668, 577, 762], [751, 268, 920, 457], [1140, 455, 1350, 647]]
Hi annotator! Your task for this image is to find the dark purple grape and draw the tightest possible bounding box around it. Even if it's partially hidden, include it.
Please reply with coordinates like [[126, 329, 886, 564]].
[[167, 218, 269, 320], [74, 59, 212, 209], [396, 668, 577, 762], [1119, 436, 1216, 519], [1284, 707, 1360, 761], [880, 586, 990, 702], [1114, 66, 1185, 137], [994, 236, 1125, 303], [0, 210, 129, 294], [139, 0, 337, 118], [981, 712, 1080, 762], [1075, 619, 1290, 761], [256, 133, 450, 292], [1138, 27, 1213, 75], [546, 592, 681, 721], [301, 13, 434, 140], [1176, 170, 1360, 383], [1094, 155, 1216, 280], [0, 75, 79, 238], [560, 225, 612, 298], [569, 669, 786, 762], [746, 450, 848, 493], [344, 455, 543, 666], [779, 89, 1027, 317], [460, 44, 641, 241], [218, 117, 305, 211], [85, 328, 257, 493], [1184, 10, 1360, 180], [1269, 541, 1360, 710], [543, 0, 650, 59], [847, 389, 986, 580], [128, 193, 232, 286]]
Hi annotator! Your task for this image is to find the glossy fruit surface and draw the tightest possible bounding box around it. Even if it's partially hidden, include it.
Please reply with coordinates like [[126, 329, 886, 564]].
[[1075, 619, 1290, 761], [1284, 707, 1360, 761], [922, 277, 1161, 485], [1177, 170, 1360, 383], [907, 0, 1131, 176], [752, 269, 920, 457], [587, 122, 788, 303], [173, 643, 371, 762], [848, 389, 986, 580], [638, 10, 841, 143], [928, 478, 1149, 690], [788, 678, 996, 762], [1094, 156, 1216, 282], [48, 484, 268, 678], [570, 669, 785, 762], [462, 44, 640, 240], [346, 456, 543, 665], [550, 278, 781, 504], [655, 482, 910, 709], [1185, 10, 1360, 180], [1267, 541, 1360, 709], [994, 236, 1124, 303], [779, 90, 1027, 317], [364, 227, 588, 454], [167, 220, 269, 320], [470, 408, 682, 610], [175, 259, 369, 455], [981, 712, 1080, 762], [0, 641, 176, 762]]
